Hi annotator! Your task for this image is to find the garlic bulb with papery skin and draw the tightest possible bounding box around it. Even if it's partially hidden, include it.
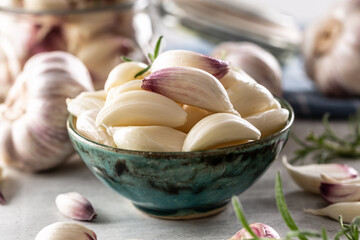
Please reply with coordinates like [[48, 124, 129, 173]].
[[0, 51, 93, 172], [303, 0, 360, 97], [230, 223, 280, 240], [212, 42, 282, 96]]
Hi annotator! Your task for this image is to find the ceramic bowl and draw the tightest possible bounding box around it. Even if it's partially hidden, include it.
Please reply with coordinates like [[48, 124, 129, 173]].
[[67, 98, 294, 220]]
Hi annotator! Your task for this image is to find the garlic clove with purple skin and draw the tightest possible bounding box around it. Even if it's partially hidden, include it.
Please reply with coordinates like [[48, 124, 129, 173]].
[[151, 50, 230, 79], [142, 67, 238, 115], [35, 222, 97, 240], [230, 223, 280, 240], [56, 192, 96, 221], [320, 174, 360, 203], [305, 202, 360, 223], [212, 42, 282, 96], [282, 156, 358, 194]]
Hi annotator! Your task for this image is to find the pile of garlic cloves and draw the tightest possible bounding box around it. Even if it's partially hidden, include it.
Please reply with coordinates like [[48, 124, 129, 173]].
[[68, 49, 289, 152], [283, 156, 360, 223]]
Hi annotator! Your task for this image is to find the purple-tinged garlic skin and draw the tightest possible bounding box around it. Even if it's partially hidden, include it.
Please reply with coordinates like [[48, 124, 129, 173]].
[[320, 174, 360, 203], [282, 156, 358, 194], [302, 0, 360, 97], [212, 42, 282, 96], [35, 222, 97, 240], [56, 192, 96, 221], [230, 223, 280, 240], [142, 67, 237, 115], [0, 51, 93, 172], [151, 50, 230, 79]]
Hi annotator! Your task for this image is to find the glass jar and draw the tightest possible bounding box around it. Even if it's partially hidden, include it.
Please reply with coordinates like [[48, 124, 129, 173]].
[[0, 0, 154, 101]]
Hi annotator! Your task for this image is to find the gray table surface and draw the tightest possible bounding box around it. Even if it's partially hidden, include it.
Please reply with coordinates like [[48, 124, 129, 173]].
[[0, 119, 354, 239]]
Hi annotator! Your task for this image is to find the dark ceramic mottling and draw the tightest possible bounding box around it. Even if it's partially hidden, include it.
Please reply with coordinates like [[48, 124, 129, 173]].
[[67, 98, 294, 219]]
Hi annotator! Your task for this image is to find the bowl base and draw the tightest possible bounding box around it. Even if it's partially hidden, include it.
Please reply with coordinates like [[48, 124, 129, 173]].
[[133, 202, 228, 220]]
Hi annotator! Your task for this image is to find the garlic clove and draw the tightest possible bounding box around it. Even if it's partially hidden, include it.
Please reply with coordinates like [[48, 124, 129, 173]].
[[104, 61, 148, 92], [76, 109, 115, 147], [67, 94, 105, 117], [320, 174, 360, 203], [151, 49, 229, 79], [212, 42, 282, 96], [182, 113, 260, 151], [55, 192, 96, 221], [218, 68, 256, 90], [142, 67, 238, 115], [77, 90, 107, 100], [245, 108, 289, 138], [230, 223, 280, 240], [227, 80, 275, 117], [282, 156, 358, 194], [108, 126, 186, 152], [35, 222, 97, 240], [106, 80, 142, 103], [96, 90, 187, 128], [304, 202, 360, 223], [176, 105, 210, 133]]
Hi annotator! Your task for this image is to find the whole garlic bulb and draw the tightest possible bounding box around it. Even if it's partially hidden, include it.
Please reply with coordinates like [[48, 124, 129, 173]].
[[0, 51, 93, 171], [212, 42, 282, 96], [303, 0, 360, 97]]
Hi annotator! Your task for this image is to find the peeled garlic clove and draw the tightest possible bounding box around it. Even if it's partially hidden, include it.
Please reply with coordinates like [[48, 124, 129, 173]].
[[35, 222, 97, 240], [96, 90, 187, 128], [245, 108, 289, 138], [282, 156, 358, 194], [219, 69, 256, 90], [77, 35, 144, 90], [230, 223, 280, 240], [106, 80, 142, 103], [77, 90, 106, 100], [67, 93, 105, 117], [320, 174, 360, 203], [104, 61, 148, 92], [151, 49, 229, 79], [304, 202, 360, 223], [182, 113, 260, 151], [212, 42, 282, 96], [227, 80, 275, 117], [76, 109, 115, 147], [176, 105, 210, 133], [55, 192, 96, 221], [108, 126, 186, 152], [0, 52, 93, 172], [142, 67, 238, 115]]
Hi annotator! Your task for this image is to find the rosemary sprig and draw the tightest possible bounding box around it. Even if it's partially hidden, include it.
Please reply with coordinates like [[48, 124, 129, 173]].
[[291, 111, 360, 164], [121, 36, 164, 78], [231, 172, 360, 240]]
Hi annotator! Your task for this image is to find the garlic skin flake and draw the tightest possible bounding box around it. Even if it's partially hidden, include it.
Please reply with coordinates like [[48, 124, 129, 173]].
[[0, 51, 93, 171], [230, 223, 280, 240], [35, 222, 97, 240], [305, 202, 360, 223], [56, 192, 96, 221], [282, 156, 358, 194], [320, 174, 360, 203]]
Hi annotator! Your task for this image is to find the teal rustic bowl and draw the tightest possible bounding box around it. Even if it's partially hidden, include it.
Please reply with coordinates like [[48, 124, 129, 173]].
[[67, 98, 294, 220]]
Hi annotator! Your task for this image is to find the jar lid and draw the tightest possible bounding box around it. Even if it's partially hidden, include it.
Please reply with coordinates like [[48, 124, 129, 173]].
[[159, 0, 302, 60], [0, 0, 146, 15]]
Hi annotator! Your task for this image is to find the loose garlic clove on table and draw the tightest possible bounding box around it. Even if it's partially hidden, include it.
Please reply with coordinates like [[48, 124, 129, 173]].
[[56, 192, 97, 221], [35, 222, 97, 240]]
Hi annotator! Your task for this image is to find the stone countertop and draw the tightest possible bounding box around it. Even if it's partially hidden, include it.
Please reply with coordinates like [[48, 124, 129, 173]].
[[0, 119, 353, 239]]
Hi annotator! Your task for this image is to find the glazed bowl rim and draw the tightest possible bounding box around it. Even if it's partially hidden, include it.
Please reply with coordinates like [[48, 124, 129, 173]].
[[67, 96, 294, 157]]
